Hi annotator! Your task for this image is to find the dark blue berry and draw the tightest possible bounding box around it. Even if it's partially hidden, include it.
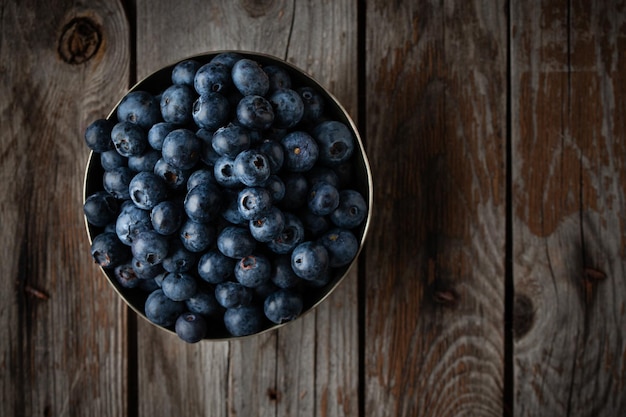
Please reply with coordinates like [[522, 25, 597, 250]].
[[270, 255, 301, 289], [179, 219, 216, 253], [160, 84, 196, 125], [161, 272, 198, 301], [237, 187, 272, 221], [249, 206, 285, 242], [213, 156, 241, 188], [175, 312, 207, 343], [217, 226, 256, 259], [194, 62, 232, 95], [258, 139, 284, 173], [197, 249, 236, 284], [84, 191, 119, 227], [263, 65, 292, 92], [150, 200, 183, 235], [215, 282, 254, 309], [103, 166, 133, 200], [209, 52, 243, 69], [269, 88, 304, 129], [264, 289, 303, 324], [297, 86, 325, 125], [128, 148, 160, 172], [184, 183, 222, 223], [148, 122, 176, 151], [129, 171, 168, 210], [144, 289, 185, 327], [280, 131, 318, 172], [111, 121, 147, 157], [192, 92, 230, 130], [116, 90, 161, 130], [187, 168, 216, 191], [279, 172, 308, 210], [233, 149, 271, 187], [186, 291, 222, 317], [312, 121, 355, 166], [291, 241, 329, 281], [131, 230, 169, 266], [132, 257, 165, 280], [115, 203, 152, 245], [232, 58, 269, 96], [223, 305, 265, 337], [100, 149, 127, 171], [235, 254, 271, 288], [84, 118, 114, 152], [161, 129, 202, 170], [319, 228, 359, 267], [307, 181, 339, 216], [113, 263, 141, 288], [330, 190, 368, 229], [153, 158, 190, 190], [91, 232, 129, 269], [212, 123, 251, 158], [171, 59, 201, 86], [266, 212, 304, 254], [236, 95, 274, 131], [162, 240, 197, 273]]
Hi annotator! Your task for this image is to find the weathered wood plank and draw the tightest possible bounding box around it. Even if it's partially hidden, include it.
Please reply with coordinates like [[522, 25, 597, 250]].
[[511, 1, 626, 415], [365, 1, 507, 416], [0, 1, 130, 416], [134, 1, 358, 416]]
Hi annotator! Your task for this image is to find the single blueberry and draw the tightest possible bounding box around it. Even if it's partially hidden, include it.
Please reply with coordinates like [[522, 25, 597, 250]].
[[263, 289, 303, 324], [131, 257, 165, 280], [258, 139, 284, 174], [150, 200, 183, 236], [269, 88, 304, 129], [179, 219, 216, 253], [84, 118, 115, 152], [131, 230, 169, 266], [116, 90, 161, 131], [215, 282, 254, 309], [220, 189, 248, 225], [128, 148, 160, 172], [212, 123, 251, 158], [161, 272, 198, 301], [305, 166, 340, 188], [129, 171, 168, 210], [192, 92, 230, 130], [237, 187, 273, 221], [154, 158, 190, 190], [236, 95, 274, 131], [223, 305, 265, 337], [111, 121, 148, 157], [263, 65, 292, 92], [194, 62, 232, 95], [291, 241, 329, 281], [186, 291, 222, 318], [100, 149, 127, 171], [171, 59, 201, 86], [148, 122, 176, 151], [197, 128, 221, 166], [161, 129, 202, 170], [307, 181, 340, 216], [312, 120, 355, 166], [197, 249, 236, 284], [233, 149, 271, 187], [330, 189, 368, 229], [115, 203, 152, 246], [262, 175, 286, 202], [270, 255, 301, 289], [297, 86, 325, 125], [298, 208, 331, 239], [187, 168, 216, 191], [91, 232, 129, 269], [266, 212, 305, 254], [280, 131, 319, 172], [160, 84, 196, 125], [113, 263, 141, 289], [279, 172, 308, 210], [162, 240, 197, 273], [319, 228, 359, 268], [209, 52, 243, 69], [84, 191, 119, 227], [249, 206, 285, 242], [216, 226, 257, 259], [232, 58, 270, 96], [175, 312, 208, 343], [144, 289, 185, 327], [184, 183, 223, 223], [103, 166, 133, 200], [213, 156, 241, 189], [234, 254, 272, 288]]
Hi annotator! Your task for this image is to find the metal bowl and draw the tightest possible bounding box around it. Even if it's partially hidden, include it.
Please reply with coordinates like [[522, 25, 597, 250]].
[[83, 51, 372, 340]]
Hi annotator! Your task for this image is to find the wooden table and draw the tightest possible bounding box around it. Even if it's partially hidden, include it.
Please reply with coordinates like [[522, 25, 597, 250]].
[[2, 0, 626, 416]]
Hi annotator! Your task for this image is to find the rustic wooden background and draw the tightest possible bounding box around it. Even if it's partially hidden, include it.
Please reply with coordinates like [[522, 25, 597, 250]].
[[2, 0, 625, 416]]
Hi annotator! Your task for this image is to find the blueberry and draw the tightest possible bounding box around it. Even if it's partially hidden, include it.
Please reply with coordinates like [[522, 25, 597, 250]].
[[279, 172, 308, 210], [116, 90, 161, 131], [194, 62, 232, 95], [187, 169, 216, 191], [111, 121, 147, 157], [215, 281, 254, 308], [232, 58, 270, 96], [171, 59, 201, 86], [154, 158, 190, 190], [297, 86, 325, 125], [84, 118, 114, 152], [236, 95, 274, 131], [263, 65, 292, 92], [160, 84, 196, 125], [197, 128, 221, 166], [299, 208, 331, 239], [103, 166, 133, 200], [144, 289, 185, 327], [280, 131, 319, 172], [249, 206, 285, 242], [100, 149, 127, 171], [175, 312, 207, 343], [184, 183, 222, 223], [148, 122, 176, 151], [270, 255, 301, 289], [150, 200, 183, 235], [162, 129, 202, 170], [305, 166, 340, 188], [262, 175, 286, 202], [162, 240, 197, 273], [113, 263, 141, 288], [330, 190, 368, 229], [128, 148, 160, 172], [161, 272, 198, 301], [192, 92, 230, 130], [217, 226, 256, 259], [132, 257, 165, 280], [115, 204, 152, 245], [312, 121, 355, 166], [291, 241, 329, 281], [237, 187, 272, 221], [266, 212, 304, 254], [220, 189, 248, 225], [319, 228, 359, 267], [212, 123, 251, 158], [233, 149, 271, 187], [131, 230, 169, 266], [223, 305, 265, 337], [197, 249, 236, 284], [307, 181, 339, 216], [213, 156, 241, 188], [269, 88, 304, 129], [91, 232, 129, 269], [264, 289, 303, 324], [209, 52, 243, 69], [84, 191, 119, 227], [235, 254, 272, 288], [129, 171, 168, 210], [186, 291, 222, 317], [179, 219, 216, 253], [258, 139, 284, 173]]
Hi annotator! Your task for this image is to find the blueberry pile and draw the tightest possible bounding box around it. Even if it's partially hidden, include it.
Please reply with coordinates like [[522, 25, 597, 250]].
[[83, 52, 368, 342]]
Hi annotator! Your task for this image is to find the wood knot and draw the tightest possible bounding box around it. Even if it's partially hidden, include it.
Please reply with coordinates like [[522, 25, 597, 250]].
[[240, 0, 277, 18], [513, 294, 534, 340], [58, 17, 102, 65]]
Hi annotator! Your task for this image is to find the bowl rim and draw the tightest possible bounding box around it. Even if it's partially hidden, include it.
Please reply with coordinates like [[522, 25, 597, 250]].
[[83, 49, 373, 341]]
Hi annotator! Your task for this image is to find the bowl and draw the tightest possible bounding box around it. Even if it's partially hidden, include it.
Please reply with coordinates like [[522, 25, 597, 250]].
[[83, 51, 372, 341]]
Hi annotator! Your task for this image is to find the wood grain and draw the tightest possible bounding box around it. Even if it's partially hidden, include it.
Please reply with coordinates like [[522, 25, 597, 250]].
[[511, 1, 626, 415], [365, 1, 507, 416], [134, 1, 359, 416], [0, 1, 130, 416]]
